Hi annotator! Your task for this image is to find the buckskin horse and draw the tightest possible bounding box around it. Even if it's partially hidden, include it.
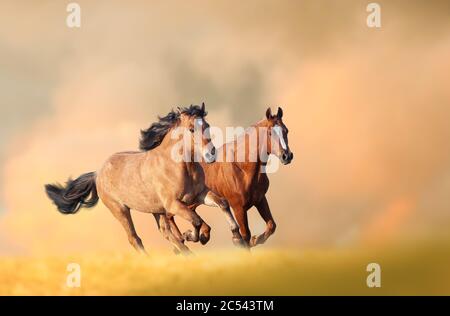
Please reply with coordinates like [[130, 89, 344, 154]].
[[168, 107, 293, 248], [45, 104, 244, 254]]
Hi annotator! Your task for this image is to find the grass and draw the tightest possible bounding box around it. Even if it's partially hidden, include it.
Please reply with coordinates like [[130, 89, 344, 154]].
[[0, 242, 450, 295]]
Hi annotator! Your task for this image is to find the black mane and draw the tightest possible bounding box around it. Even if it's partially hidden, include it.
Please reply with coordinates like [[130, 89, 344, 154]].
[[139, 104, 207, 151]]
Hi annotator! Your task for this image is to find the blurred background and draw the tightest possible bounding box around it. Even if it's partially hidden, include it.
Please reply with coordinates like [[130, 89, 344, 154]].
[[0, 0, 449, 259]]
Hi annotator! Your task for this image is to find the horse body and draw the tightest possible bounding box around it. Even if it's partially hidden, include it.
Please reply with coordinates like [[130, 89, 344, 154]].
[[97, 148, 207, 214], [202, 153, 269, 211], [197, 107, 293, 247], [97, 151, 163, 214]]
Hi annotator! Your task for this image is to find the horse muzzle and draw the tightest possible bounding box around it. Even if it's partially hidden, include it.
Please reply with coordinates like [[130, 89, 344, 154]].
[[204, 147, 217, 164], [280, 151, 293, 165]]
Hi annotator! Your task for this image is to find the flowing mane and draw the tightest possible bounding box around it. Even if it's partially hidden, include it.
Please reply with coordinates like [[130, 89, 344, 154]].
[[139, 104, 207, 151]]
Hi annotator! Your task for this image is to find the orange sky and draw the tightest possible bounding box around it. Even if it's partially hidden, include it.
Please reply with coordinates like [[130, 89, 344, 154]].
[[0, 1, 450, 254]]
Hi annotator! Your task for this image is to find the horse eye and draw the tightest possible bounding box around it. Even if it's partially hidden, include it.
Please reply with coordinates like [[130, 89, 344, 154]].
[[189, 127, 194, 133]]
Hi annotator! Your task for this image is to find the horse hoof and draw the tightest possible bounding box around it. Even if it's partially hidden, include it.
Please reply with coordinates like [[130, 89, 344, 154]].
[[233, 237, 249, 249], [199, 232, 210, 245], [173, 247, 181, 255], [181, 249, 194, 256], [249, 236, 258, 247], [174, 247, 193, 256], [232, 237, 242, 245]]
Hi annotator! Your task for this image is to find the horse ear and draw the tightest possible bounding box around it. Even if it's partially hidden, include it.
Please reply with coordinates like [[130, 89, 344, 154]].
[[265, 107, 272, 120], [201, 102, 205, 113], [277, 107, 283, 119]]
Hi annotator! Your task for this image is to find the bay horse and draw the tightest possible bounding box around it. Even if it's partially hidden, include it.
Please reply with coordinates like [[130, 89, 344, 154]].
[[45, 104, 244, 254], [168, 107, 293, 248]]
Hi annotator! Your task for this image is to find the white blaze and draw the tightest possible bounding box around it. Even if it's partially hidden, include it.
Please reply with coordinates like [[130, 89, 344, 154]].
[[194, 118, 214, 162], [273, 125, 287, 150]]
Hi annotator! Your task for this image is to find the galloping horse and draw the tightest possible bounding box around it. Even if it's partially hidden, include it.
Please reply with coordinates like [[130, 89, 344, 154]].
[[45, 104, 244, 254], [168, 107, 293, 248]]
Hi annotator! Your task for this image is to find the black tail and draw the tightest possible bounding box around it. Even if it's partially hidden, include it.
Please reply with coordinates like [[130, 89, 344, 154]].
[[45, 172, 99, 214]]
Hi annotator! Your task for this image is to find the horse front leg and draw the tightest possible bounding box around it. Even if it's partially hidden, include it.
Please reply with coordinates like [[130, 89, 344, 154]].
[[250, 196, 276, 247], [202, 190, 245, 247], [103, 197, 146, 254]]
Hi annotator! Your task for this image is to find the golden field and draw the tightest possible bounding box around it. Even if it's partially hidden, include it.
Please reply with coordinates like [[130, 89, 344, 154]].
[[1, 241, 450, 296]]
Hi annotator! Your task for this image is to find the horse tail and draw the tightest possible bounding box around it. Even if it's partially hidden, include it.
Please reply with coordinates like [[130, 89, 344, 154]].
[[45, 171, 99, 214]]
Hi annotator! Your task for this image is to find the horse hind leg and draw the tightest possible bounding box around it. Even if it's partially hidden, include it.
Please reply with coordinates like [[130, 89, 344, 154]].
[[102, 196, 146, 253], [166, 216, 195, 248], [203, 191, 245, 247], [232, 204, 251, 249], [152, 214, 192, 255], [167, 216, 184, 242]]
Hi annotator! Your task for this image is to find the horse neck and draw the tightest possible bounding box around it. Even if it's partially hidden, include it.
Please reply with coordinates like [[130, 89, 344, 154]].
[[154, 127, 198, 169], [221, 120, 268, 174]]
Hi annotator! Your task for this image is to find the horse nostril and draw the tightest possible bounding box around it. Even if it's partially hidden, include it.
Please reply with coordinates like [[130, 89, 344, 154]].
[[282, 153, 288, 161], [211, 147, 216, 156], [289, 152, 294, 160]]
